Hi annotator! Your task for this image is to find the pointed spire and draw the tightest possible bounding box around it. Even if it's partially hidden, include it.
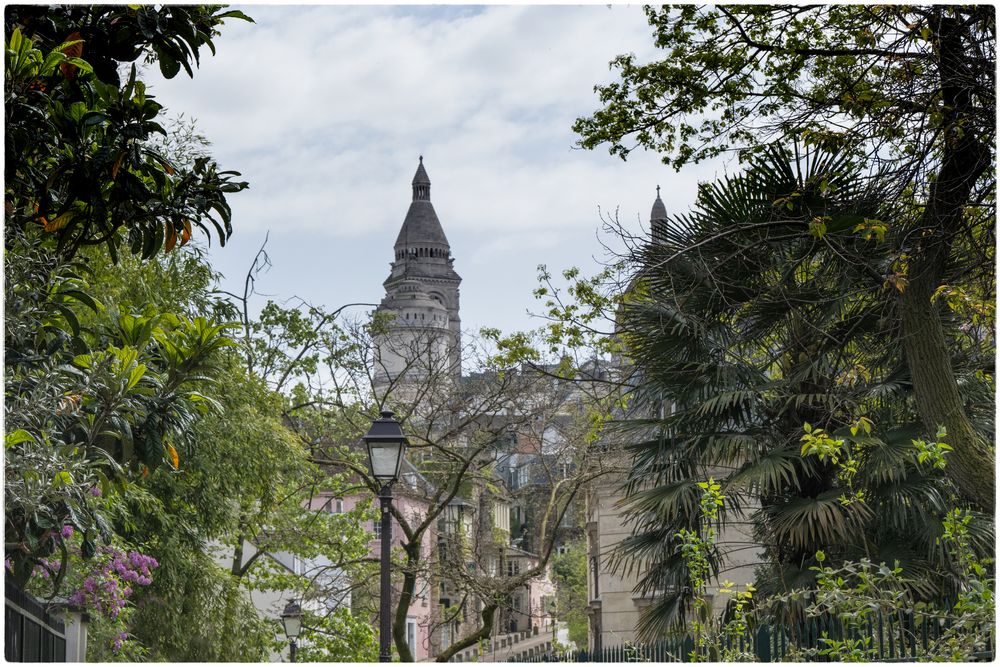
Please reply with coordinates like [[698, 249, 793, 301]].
[[650, 185, 668, 244], [395, 157, 450, 251], [412, 156, 431, 201], [650, 185, 667, 221]]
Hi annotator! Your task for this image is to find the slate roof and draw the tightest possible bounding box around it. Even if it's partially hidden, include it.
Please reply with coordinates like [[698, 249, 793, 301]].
[[394, 157, 451, 249], [412, 155, 430, 185]]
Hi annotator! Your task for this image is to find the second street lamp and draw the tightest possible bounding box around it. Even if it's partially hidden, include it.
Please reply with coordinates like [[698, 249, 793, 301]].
[[280, 600, 302, 663], [362, 410, 409, 663]]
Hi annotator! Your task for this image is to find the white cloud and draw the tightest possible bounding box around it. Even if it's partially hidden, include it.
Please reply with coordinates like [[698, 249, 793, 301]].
[[144, 5, 731, 333]]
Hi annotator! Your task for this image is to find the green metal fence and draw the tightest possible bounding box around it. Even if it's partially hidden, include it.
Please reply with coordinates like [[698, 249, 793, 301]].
[[508, 611, 995, 662]]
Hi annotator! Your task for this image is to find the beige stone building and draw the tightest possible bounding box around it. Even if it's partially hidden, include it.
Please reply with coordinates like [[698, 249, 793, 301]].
[[585, 470, 645, 651], [584, 191, 763, 652], [585, 469, 761, 652]]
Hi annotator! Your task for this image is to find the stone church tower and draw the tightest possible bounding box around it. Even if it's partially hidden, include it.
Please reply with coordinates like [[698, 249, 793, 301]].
[[373, 158, 462, 389]]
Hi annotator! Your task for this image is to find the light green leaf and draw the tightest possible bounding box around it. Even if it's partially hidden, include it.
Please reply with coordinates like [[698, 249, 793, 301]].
[[6, 429, 35, 448]]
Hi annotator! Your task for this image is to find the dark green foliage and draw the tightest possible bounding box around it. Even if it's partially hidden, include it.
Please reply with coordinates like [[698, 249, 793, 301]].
[[129, 544, 275, 661], [5, 6, 250, 261], [3, 4, 250, 578], [551, 541, 589, 648], [575, 3, 996, 511], [612, 145, 994, 638], [4, 235, 234, 586], [573, 5, 995, 177]]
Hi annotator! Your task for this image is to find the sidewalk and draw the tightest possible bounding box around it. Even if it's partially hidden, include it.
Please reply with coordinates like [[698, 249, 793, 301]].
[[444, 622, 563, 662]]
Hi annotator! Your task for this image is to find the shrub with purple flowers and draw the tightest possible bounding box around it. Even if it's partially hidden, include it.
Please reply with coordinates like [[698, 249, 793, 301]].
[[25, 539, 157, 659], [67, 546, 158, 620]]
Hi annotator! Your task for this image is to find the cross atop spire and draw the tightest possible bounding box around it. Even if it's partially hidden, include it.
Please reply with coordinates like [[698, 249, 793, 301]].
[[656, 185, 661, 197]]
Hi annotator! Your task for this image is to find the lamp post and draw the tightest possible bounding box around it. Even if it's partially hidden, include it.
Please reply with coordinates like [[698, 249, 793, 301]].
[[280, 600, 302, 663], [363, 409, 409, 663], [548, 599, 558, 651]]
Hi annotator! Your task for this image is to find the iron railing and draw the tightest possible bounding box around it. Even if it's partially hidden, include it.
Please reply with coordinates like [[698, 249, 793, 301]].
[[509, 611, 995, 662], [4, 580, 67, 662]]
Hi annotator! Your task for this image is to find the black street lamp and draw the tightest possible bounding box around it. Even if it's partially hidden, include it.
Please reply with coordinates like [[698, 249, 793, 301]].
[[548, 598, 558, 648], [281, 600, 302, 663], [363, 409, 409, 663]]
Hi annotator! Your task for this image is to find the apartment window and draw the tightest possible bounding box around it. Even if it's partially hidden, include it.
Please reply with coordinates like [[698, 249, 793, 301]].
[[443, 505, 459, 534], [373, 519, 382, 540], [418, 578, 429, 607], [324, 497, 343, 514], [494, 501, 510, 532], [406, 618, 417, 657], [507, 560, 520, 577]]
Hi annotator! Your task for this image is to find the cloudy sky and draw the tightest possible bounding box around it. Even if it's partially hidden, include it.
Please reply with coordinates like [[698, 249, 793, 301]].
[[145, 4, 729, 335]]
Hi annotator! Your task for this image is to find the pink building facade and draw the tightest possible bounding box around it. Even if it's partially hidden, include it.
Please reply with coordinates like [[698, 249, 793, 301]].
[[311, 475, 435, 661]]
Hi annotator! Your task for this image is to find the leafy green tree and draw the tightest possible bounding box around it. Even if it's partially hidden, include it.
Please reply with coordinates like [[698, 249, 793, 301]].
[[551, 540, 588, 648], [615, 146, 991, 635], [5, 6, 373, 661], [5, 5, 250, 260], [4, 4, 251, 585], [309, 318, 619, 662], [525, 144, 993, 637], [296, 607, 379, 662], [574, 4, 995, 511], [83, 247, 376, 660], [4, 241, 234, 585]]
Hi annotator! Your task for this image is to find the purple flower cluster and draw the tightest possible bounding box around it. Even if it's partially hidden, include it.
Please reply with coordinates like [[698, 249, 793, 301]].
[[32, 557, 61, 579], [68, 546, 158, 619], [111, 630, 129, 654]]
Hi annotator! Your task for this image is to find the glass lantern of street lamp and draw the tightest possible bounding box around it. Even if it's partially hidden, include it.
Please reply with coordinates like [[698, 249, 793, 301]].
[[362, 410, 409, 484], [281, 600, 302, 640]]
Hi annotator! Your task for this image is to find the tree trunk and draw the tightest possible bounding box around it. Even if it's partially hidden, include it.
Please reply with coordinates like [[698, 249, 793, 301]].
[[900, 275, 994, 511], [392, 543, 420, 662], [231, 527, 246, 577], [434, 604, 497, 663], [897, 10, 994, 512]]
